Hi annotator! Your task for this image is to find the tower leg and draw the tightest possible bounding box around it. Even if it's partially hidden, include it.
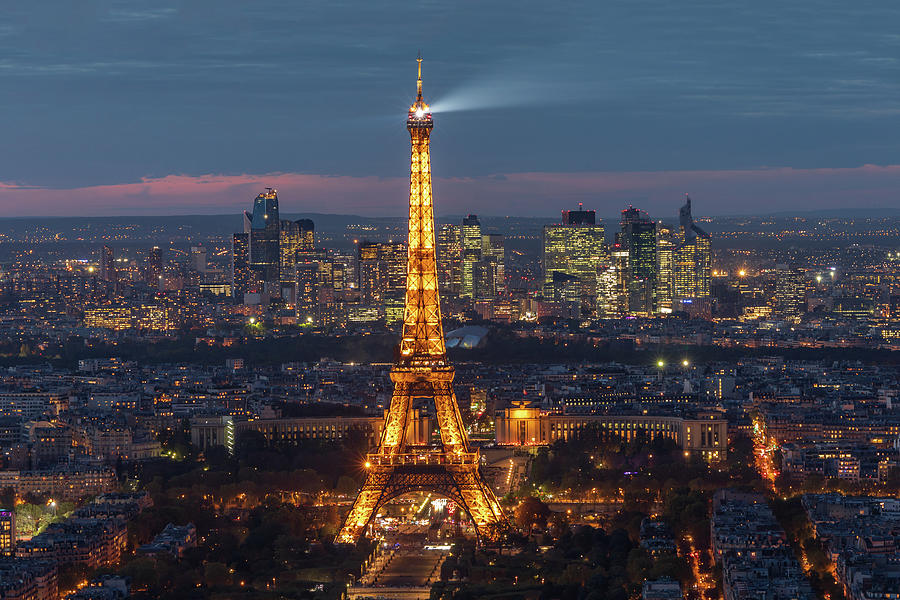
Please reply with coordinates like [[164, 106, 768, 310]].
[[379, 381, 412, 451], [449, 466, 506, 541], [336, 472, 385, 544]]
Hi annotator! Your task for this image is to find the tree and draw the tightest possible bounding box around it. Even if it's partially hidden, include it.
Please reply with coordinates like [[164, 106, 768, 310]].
[[203, 562, 231, 587], [0, 486, 14, 509], [335, 475, 359, 497], [121, 557, 160, 592], [514, 496, 550, 530], [17, 503, 47, 536]]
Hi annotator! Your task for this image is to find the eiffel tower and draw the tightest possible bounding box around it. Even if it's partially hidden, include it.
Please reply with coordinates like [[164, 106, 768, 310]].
[[335, 57, 507, 544]]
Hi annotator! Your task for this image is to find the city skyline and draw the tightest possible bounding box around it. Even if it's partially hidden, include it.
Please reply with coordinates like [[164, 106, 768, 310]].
[[0, 2, 899, 216], [0, 5, 898, 599]]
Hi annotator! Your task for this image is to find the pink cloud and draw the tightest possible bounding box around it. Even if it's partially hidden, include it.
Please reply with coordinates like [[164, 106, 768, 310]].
[[1, 164, 899, 217]]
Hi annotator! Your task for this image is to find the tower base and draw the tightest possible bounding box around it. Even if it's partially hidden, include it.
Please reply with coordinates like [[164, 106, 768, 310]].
[[336, 453, 506, 544]]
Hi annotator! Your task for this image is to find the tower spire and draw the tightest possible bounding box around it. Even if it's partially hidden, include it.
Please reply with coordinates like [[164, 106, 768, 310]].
[[416, 51, 423, 101]]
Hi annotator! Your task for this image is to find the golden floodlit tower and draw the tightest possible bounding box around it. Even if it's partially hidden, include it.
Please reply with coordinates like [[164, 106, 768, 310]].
[[336, 57, 507, 544]]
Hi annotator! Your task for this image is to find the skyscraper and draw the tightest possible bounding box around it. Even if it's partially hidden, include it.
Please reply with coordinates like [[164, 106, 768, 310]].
[[295, 248, 347, 326], [190, 245, 207, 274], [611, 244, 630, 316], [481, 233, 506, 297], [437, 224, 462, 297], [357, 241, 381, 304], [378, 241, 407, 300], [673, 195, 712, 305], [460, 214, 482, 298], [656, 224, 676, 313], [295, 250, 323, 323], [280, 218, 316, 291], [775, 264, 806, 322], [562, 203, 596, 225], [146, 246, 162, 287], [620, 207, 657, 316], [231, 233, 251, 301], [542, 207, 606, 314], [354, 240, 407, 307], [245, 188, 281, 288], [596, 264, 619, 318], [280, 220, 300, 289], [100, 245, 116, 284], [296, 218, 315, 251]]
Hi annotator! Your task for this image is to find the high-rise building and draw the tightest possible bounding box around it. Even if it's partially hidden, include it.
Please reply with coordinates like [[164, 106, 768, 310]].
[[656, 224, 676, 313], [333, 250, 356, 287], [673, 195, 712, 304], [775, 264, 806, 322], [357, 241, 381, 304], [460, 215, 482, 298], [378, 241, 407, 299], [549, 271, 582, 317], [296, 250, 324, 323], [245, 188, 281, 288], [473, 259, 496, 300], [190, 245, 207, 274], [437, 224, 462, 297], [146, 246, 162, 288], [0, 509, 13, 556], [279, 218, 316, 291], [481, 233, 506, 297], [295, 249, 347, 327], [296, 219, 315, 251], [620, 207, 657, 316], [100, 245, 116, 284], [354, 241, 406, 306], [596, 264, 619, 318], [280, 220, 300, 288], [542, 208, 606, 314], [562, 204, 596, 225], [231, 233, 251, 301]]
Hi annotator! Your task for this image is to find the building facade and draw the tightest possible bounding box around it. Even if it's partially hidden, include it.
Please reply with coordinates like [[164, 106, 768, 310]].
[[542, 208, 606, 315], [619, 207, 657, 316], [494, 403, 727, 460]]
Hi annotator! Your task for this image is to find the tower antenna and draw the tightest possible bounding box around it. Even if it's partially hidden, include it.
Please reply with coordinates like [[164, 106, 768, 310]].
[[416, 51, 423, 101]]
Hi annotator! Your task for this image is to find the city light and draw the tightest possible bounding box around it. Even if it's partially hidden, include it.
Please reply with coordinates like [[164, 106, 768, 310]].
[[0, 37, 894, 600]]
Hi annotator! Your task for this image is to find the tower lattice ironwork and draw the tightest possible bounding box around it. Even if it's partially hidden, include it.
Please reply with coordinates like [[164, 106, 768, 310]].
[[336, 58, 507, 544]]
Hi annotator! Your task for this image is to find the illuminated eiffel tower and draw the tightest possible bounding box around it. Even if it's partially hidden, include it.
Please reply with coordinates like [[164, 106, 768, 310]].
[[336, 57, 507, 544]]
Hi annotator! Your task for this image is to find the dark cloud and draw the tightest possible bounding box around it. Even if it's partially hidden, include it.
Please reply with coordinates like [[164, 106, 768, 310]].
[[0, 0, 896, 214]]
